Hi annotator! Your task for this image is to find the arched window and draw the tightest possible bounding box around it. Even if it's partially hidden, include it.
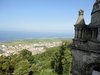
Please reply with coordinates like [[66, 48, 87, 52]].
[[92, 67, 100, 75]]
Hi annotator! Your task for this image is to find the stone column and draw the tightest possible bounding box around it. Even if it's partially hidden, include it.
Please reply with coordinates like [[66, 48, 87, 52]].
[[76, 30, 78, 38], [78, 30, 80, 39], [82, 30, 84, 39], [80, 30, 81, 39], [74, 28, 77, 39], [77, 29, 79, 39], [79, 29, 82, 39], [92, 29, 97, 40], [92, 29, 94, 39], [84, 30, 87, 39], [97, 28, 100, 41]]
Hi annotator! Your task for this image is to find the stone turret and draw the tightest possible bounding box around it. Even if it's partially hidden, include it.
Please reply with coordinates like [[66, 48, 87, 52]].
[[90, 0, 100, 41], [75, 9, 85, 26], [91, 0, 100, 26], [72, 0, 100, 75], [74, 10, 86, 40]]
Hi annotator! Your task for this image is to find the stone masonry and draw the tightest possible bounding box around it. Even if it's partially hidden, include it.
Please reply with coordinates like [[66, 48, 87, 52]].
[[72, 0, 100, 75]]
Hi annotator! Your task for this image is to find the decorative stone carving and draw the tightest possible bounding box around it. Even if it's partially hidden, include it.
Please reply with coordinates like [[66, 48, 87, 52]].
[[75, 9, 85, 26]]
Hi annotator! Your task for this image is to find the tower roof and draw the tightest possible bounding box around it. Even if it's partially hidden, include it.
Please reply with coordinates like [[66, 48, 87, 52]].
[[92, 0, 100, 14], [75, 9, 85, 27], [90, 0, 100, 26]]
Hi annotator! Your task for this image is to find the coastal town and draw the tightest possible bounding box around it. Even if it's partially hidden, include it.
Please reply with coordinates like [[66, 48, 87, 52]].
[[0, 39, 62, 56]]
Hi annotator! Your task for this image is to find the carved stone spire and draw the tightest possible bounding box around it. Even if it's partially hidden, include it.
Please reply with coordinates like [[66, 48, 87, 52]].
[[79, 9, 84, 16], [75, 9, 85, 27]]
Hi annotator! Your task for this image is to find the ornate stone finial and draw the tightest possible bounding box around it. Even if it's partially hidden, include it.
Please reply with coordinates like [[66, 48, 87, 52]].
[[75, 9, 85, 26], [79, 9, 84, 16]]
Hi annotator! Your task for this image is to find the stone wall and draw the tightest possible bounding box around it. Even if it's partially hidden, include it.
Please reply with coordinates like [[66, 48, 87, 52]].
[[91, 12, 100, 25], [72, 49, 100, 75]]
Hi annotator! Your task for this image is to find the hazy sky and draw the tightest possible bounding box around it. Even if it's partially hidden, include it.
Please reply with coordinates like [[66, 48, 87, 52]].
[[0, 0, 95, 33]]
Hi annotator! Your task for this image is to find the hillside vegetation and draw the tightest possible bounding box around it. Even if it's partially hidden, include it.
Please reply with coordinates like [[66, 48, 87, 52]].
[[0, 41, 72, 75]]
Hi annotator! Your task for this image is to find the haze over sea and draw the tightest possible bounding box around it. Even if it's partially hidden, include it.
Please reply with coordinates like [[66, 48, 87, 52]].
[[0, 0, 94, 42], [0, 31, 73, 41]]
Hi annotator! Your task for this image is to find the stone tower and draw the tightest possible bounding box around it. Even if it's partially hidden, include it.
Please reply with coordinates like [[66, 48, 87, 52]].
[[72, 0, 100, 75]]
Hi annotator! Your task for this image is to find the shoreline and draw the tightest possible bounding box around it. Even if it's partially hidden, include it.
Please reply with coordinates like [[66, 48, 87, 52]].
[[0, 37, 72, 43]]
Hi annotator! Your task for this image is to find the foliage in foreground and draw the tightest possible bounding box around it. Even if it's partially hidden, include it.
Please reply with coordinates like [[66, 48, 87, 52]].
[[0, 41, 72, 75], [51, 42, 72, 75]]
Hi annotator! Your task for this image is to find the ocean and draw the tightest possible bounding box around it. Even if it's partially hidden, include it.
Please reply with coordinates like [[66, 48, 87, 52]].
[[0, 31, 73, 41]]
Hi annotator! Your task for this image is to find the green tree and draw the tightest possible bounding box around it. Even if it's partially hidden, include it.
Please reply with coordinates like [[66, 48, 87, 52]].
[[13, 60, 31, 75], [19, 49, 35, 64], [51, 41, 72, 75], [0, 56, 14, 75]]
